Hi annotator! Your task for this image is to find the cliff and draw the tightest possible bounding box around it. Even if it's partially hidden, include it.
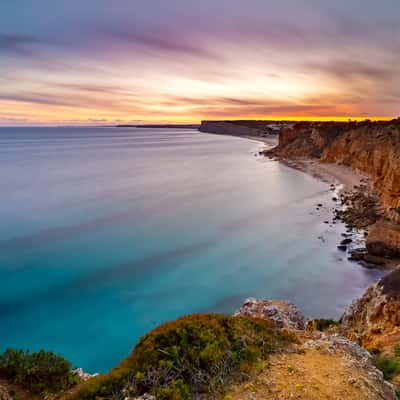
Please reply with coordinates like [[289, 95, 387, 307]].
[[267, 120, 400, 222], [199, 120, 289, 137], [266, 119, 400, 258], [341, 266, 400, 351]]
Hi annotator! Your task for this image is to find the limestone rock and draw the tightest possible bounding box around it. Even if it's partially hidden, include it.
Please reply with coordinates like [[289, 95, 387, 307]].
[[340, 266, 400, 349], [73, 367, 99, 381], [235, 298, 306, 330], [367, 220, 400, 258]]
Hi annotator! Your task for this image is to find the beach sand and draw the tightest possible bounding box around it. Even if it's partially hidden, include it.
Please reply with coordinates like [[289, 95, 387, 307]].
[[241, 134, 369, 193], [277, 158, 369, 194]]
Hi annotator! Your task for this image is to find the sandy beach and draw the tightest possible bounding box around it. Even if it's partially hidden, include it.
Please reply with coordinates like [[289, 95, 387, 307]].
[[276, 157, 369, 194], [242, 134, 279, 148], [242, 134, 369, 194]]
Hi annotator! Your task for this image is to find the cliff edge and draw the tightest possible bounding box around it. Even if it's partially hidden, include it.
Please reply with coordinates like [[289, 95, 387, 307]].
[[265, 119, 400, 259]]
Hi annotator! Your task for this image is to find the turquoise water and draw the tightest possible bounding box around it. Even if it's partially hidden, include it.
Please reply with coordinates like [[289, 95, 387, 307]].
[[0, 127, 381, 372]]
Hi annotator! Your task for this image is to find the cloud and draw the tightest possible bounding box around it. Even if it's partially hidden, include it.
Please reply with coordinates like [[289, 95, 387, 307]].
[[0, 33, 40, 57], [99, 27, 221, 61], [0, 93, 79, 107], [307, 60, 398, 82]]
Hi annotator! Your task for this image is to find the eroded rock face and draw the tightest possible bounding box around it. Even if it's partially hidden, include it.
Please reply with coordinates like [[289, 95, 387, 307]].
[[268, 119, 400, 257], [268, 120, 400, 221], [320, 123, 400, 222], [367, 221, 400, 258], [234, 298, 306, 330], [341, 267, 400, 349]]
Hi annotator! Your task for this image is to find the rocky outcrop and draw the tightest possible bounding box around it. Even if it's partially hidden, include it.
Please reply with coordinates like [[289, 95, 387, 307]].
[[73, 368, 99, 382], [341, 266, 400, 350], [235, 298, 306, 330], [367, 221, 400, 259], [232, 298, 397, 399]]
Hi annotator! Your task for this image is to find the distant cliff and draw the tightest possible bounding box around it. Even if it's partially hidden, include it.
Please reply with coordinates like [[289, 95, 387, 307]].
[[199, 120, 289, 137]]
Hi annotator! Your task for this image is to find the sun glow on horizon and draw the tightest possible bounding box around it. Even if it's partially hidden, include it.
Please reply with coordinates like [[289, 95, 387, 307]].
[[1, 1, 399, 126]]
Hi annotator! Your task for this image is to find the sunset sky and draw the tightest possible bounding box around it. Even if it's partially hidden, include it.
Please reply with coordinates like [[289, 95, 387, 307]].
[[0, 0, 399, 125]]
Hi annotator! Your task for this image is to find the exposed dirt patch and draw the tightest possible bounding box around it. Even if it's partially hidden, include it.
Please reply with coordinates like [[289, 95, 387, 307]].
[[229, 345, 395, 400]]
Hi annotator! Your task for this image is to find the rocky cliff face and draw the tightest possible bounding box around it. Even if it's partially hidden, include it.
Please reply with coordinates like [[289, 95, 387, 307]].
[[268, 120, 400, 222], [267, 120, 400, 258], [320, 123, 400, 224], [341, 266, 400, 351], [367, 221, 400, 258]]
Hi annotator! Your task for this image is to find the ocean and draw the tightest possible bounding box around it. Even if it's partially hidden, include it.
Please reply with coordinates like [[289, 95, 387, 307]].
[[0, 127, 382, 372]]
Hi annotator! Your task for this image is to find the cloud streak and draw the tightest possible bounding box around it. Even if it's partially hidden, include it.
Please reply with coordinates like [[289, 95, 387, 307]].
[[0, 33, 40, 57]]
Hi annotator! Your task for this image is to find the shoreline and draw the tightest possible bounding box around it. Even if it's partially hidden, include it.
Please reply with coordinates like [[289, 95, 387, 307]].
[[202, 129, 398, 270], [270, 156, 369, 194], [216, 132, 367, 194]]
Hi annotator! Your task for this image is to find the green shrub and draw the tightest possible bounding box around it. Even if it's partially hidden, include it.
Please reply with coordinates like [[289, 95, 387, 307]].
[[69, 313, 293, 400], [0, 348, 79, 393], [314, 318, 338, 331], [373, 355, 400, 380], [394, 345, 400, 358]]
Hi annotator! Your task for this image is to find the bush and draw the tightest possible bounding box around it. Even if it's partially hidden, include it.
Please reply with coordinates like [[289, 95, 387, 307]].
[[373, 355, 400, 380], [314, 318, 338, 331], [69, 313, 293, 400], [0, 348, 79, 393]]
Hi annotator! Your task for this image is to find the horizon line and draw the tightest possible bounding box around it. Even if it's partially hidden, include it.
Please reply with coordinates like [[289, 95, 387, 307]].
[[0, 115, 398, 128]]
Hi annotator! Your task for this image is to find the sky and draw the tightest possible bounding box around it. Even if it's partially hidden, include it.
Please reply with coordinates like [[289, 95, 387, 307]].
[[0, 0, 399, 125]]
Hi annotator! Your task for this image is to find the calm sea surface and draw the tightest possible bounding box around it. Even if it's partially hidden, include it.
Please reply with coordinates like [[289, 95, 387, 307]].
[[0, 127, 382, 372]]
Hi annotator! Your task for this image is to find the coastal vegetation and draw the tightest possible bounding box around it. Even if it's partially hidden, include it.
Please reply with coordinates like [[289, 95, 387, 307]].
[[373, 351, 400, 381], [0, 348, 80, 394], [67, 314, 293, 399], [313, 318, 340, 331]]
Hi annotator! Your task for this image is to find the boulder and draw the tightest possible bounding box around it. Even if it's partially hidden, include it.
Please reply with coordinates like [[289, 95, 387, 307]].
[[341, 238, 353, 245], [235, 298, 306, 330]]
